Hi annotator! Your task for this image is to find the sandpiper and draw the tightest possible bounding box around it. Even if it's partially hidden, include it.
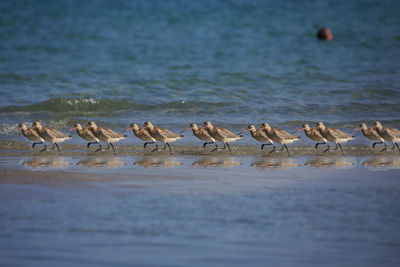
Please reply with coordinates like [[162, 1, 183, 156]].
[[15, 123, 45, 149], [181, 123, 217, 150], [315, 122, 354, 154], [296, 123, 329, 150], [373, 121, 400, 152], [87, 121, 127, 153], [241, 124, 275, 150], [353, 122, 386, 150], [261, 123, 300, 155], [32, 121, 72, 152], [70, 123, 100, 149], [122, 123, 157, 149], [202, 121, 242, 153], [143, 121, 183, 152]]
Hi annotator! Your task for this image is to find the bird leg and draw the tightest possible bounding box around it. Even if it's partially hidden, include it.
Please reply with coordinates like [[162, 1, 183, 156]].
[[166, 143, 171, 152], [372, 142, 384, 148], [87, 141, 98, 148], [278, 144, 285, 151], [332, 144, 339, 151], [110, 143, 115, 153], [32, 142, 44, 149], [315, 142, 325, 149], [225, 143, 232, 153], [284, 144, 289, 156], [40, 143, 48, 152], [203, 141, 215, 149], [144, 141, 155, 148], [54, 143, 61, 153], [338, 143, 343, 155], [261, 143, 272, 150], [395, 143, 400, 152]]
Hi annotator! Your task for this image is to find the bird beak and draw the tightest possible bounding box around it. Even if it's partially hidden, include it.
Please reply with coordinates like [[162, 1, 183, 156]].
[[180, 127, 191, 133], [14, 127, 20, 133], [352, 127, 361, 132], [291, 127, 304, 134], [69, 127, 75, 132], [240, 128, 250, 134], [121, 127, 132, 133]]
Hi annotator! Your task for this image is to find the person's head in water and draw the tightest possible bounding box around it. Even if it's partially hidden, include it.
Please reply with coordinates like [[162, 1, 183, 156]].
[[317, 28, 333, 41]]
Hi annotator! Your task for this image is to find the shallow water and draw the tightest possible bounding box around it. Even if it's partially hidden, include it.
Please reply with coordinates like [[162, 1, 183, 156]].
[[1, 154, 400, 266], [1, 0, 400, 266]]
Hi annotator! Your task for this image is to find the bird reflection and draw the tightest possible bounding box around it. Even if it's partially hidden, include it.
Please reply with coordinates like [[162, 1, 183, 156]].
[[192, 156, 241, 168], [77, 156, 125, 168], [362, 156, 400, 170], [251, 157, 299, 170], [21, 156, 70, 169], [133, 157, 182, 168], [305, 156, 354, 169]]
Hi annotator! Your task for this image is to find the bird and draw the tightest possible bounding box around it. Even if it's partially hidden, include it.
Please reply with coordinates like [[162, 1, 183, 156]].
[[32, 121, 72, 152], [143, 121, 183, 152], [87, 121, 127, 153], [202, 121, 242, 153], [122, 123, 157, 149], [353, 122, 386, 150], [261, 123, 300, 155], [315, 122, 354, 154], [240, 124, 275, 150], [373, 121, 400, 152], [70, 123, 100, 149], [296, 123, 329, 150], [14, 123, 45, 149], [180, 123, 217, 150]]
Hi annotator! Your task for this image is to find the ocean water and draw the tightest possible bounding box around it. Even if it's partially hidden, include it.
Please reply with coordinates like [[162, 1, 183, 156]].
[[1, 0, 400, 138], [0, 155, 400, 266], [1, 1, 400, 266]]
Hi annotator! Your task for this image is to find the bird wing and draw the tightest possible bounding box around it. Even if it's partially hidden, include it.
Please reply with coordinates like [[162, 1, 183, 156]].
[[45, 127, 70, 139], [274, 128, 299, 140], [386, 127, 400, 138], [157, 126, 180, 138], [215, 126, 239, 138], [329, 127, 352, 139], [99, 127, 124, 139]]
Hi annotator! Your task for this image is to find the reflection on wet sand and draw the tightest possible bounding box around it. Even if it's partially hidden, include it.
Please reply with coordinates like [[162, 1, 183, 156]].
[[362, 156, 400, 170], [251, 157, 299, 170], [192, 157, 241, 168], [133, 157, 182, 168], [77, 157, 125, 168], [21, 156, 70, 169], [305, 157, 354, 169]]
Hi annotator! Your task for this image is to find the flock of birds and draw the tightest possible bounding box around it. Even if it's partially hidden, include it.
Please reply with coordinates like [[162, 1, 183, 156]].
[[14, 121, 400, 155]]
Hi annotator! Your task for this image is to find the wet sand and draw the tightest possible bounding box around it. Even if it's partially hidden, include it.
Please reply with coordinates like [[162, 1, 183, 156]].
[[1, 145, 400, 267]]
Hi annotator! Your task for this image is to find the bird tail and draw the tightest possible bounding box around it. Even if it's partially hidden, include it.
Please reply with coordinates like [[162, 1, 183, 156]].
[[239, 134, 243, 137], [123, 135, 128, 138], [180, 135, 184, 138]]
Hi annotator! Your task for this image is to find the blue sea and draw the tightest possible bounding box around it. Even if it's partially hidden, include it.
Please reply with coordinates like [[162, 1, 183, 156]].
[[1, 0, 400, 266], [1, 0, 400, 136]]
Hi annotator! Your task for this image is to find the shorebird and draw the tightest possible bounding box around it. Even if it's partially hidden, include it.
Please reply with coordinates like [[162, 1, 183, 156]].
[[315, 122, 354, 154], [143, 121, 183, 152], [202, 121, 242, 153], [240, 124, 275, 150], [14, 123, 45, 149], [32, 121, 72, 152], [87, 121, 127, 153], [353, 122, 386, 150], [261, 123, 300, 155], [296, 123, 329, 150], [70, 123, 100, 149], [122, 123, 157, 149], [373, 121, 400, 152], [181, 123, 217, 150]]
